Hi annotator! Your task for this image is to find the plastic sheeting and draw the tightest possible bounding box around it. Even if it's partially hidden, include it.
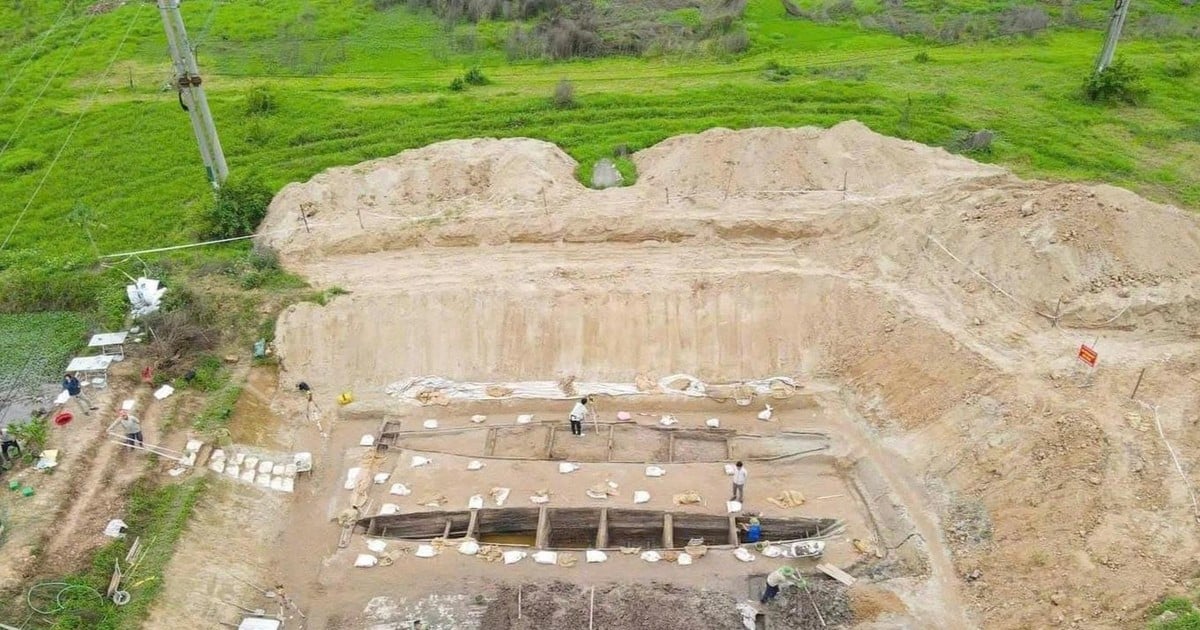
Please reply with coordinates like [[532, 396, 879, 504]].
[[385, 374, 800, 402], [126, 277, 166, 317]]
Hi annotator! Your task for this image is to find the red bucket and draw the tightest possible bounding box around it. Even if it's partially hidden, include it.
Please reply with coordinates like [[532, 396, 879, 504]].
[[54, 411, 73, 426]]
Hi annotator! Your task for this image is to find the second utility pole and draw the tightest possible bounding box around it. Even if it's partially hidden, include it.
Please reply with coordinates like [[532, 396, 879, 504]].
[[158, 0, 228, 188], [1095, 0, 1132, 74]]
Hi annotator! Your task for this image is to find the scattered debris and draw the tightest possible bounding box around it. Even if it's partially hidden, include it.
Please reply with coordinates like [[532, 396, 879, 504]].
[[767, 490, 807, 509]]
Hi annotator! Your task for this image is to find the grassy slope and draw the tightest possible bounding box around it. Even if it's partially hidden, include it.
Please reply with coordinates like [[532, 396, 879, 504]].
[[0, 0, 1197, 263]]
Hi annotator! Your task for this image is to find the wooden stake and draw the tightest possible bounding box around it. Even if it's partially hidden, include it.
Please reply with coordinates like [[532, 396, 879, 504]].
[[518, 585, 522, 619], [299, 208, 311, 234], [589, 586, 595, 630], [1131, 367, 1147, 399], [356, 206, 365, 230]]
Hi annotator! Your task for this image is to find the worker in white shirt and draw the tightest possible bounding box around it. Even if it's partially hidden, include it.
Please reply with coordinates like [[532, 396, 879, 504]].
[[118, 409, 144, 448], [761, 565, 805, 604], [568, 397, 589, 436], [731, 460, 747, 502]]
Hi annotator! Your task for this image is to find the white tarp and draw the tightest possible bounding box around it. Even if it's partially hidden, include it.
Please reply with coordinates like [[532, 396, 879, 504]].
[[385, 374, 799, 402], [126, 277, 166, 317]]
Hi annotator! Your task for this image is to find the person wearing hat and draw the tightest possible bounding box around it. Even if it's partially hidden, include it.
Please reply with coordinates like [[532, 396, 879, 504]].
[[118, 410, 144, 449], [1, 426, 20, 463], [761, 565, 805, 604]]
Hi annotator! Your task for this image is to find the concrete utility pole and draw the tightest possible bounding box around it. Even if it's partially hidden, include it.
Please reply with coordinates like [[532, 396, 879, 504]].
[[1095, 0, 1132, 74], [158, 0, 228, 187]]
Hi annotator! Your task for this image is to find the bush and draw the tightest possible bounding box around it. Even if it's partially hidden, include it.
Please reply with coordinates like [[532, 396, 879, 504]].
[[998, 6, 1049, 36], [244, 85, 278, 116], [248, 243, 281, 271], [201, 176, 274, 239], [1084, 60, 1147, 105], [463, 66, 489, 85], [914, 51, 930, 63], [552, 78, 576, 108], [449, 76, 466, 91], [1162, 55, 1196, 78], [8, 416, 49, 461], [763, 59, 796, 82], [719, 28, 750, 54]]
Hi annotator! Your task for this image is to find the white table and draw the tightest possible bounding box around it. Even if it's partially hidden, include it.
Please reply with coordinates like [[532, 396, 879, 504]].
[[238, 618, 281, 630], [88, 331, 130, 360], [67, 355, 115, 388]]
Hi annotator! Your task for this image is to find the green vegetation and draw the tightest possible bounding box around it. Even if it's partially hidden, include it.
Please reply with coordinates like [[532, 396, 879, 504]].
[[0, 312, 89, 382], [6, 416, 49, 462], [193, 383, 243, 436], [22, 478, 207, 629], [1149, 594, 1200, 629]]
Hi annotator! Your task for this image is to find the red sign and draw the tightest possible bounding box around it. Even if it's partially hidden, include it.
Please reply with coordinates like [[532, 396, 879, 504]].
[[1077, 344, 1098, 367]]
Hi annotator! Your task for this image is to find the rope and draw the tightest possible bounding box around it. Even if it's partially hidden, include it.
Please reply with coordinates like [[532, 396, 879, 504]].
[[1135, 399, 1200, 522], [0, 2, 146, 252], [0, 1, 77, 102], [0, 5, 95, 161], [26, 581, 105, 615]]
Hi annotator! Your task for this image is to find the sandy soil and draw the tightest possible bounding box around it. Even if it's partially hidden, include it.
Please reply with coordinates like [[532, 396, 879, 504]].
[[146, 121, 1200, 630]]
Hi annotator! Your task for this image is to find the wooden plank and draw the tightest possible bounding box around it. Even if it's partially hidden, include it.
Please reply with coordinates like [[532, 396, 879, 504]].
[[466, 509, 479, 540], [726, 437, 733, 461], [663, 513, 674, 549], [546, 426, 557, 458], [535, 506, 549, 549], [485, 427, 497, 456], [596, 508, 608, 549], [816, 563, 857, 586], [606, 425, 615, 462], [728, 516, 739, 546], [668, 434, 675, 464], [441, 519, 452, 540]]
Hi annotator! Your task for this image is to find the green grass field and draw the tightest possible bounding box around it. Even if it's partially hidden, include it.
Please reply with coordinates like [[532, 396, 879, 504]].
[[0, 0, 1197, 322]]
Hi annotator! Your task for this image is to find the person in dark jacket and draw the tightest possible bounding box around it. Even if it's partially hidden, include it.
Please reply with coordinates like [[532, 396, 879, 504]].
[[62, 372, 97, 416], [1, 427, 20, 463]]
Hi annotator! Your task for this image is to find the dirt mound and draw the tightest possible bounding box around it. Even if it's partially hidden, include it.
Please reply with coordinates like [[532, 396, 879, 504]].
[[633, 120, 1004, 195]]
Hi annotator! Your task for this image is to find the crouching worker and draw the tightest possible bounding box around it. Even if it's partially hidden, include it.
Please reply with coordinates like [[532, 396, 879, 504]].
[[761, 565, 805, 604]]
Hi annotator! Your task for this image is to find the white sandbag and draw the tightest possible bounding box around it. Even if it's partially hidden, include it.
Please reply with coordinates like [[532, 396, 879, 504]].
[[415, 545, 437, 558], [503, 550, 527, 565], [530, 493, 550, 504], [468, 495, 484, 509], [380, 503, 400, 515], [270, 476, 285, 491], [733, 547, 756, 562], [122, 399, 136, 411], [640, 551, 662, 563], [255, 473, 272, 487], [284, 464, 297, 478], [390, 483, 412, 496], [491, 487, 511, 506], [517, 414, 533, 424], [558, 462, 580, 474], [471, 414, 487, 423], [727, 500, 743, 513], [586, 550, 608, 563], [54, 390, 70, 405], [374, 473, 390, 484], [211, 449, 226, 461], [633, 491, 651, 504], [459, 540, 480, 555], [226, 464, 240, 478], [354, 554, 379, 567], [533, 551, 558, 565], [209, 460, 226, 474], [616, 411, 631, 421], [467, 460, 484, 471], [706, 418, 720, 428], [359, 434, 375, 446], [240, 469, 256, 482], [186, 440, 204, 453], [659, 414, 678, 426], [281, 478, 294, 493], [103, 519, 127, 538], [411, 456, 432, 467], [677, 552, 693, 566], [367, 539, 387, 553], [423, 419, 439, 429], [233, 453, 246, 466], [344, 467, 362, 490], [153, 384, 175, 400], [645, 466, 666, 477], [762, 545, 784, 558], [724, 463, 736, 475], [258, 461, 274, 474]]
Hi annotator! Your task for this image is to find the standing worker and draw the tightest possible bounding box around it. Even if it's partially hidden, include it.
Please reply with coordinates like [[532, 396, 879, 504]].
[[118, 410, 144, 449], [1, 427, 20, 463], [569, 397, 589, 437], [62, 372, 97, 416], [731, 460, 747, 502], [760, 566, 804, 604]]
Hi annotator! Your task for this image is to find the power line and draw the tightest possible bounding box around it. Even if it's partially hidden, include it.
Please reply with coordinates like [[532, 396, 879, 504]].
[[0, 1, 78, 102], [0, 7, 96, 162], [0, 2, 147, 253]]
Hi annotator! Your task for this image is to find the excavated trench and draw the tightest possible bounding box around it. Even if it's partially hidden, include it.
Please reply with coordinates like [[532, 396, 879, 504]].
[[359, 507, 842, 551]]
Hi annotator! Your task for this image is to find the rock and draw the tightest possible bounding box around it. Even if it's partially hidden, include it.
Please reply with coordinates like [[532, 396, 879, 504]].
[[966, 569, 983, 581], [224, 354, 240, 364], [1156, 611, 1180, 624], [1050, 591, 1065, 606], [591, 158, 623, 189], [1087, 475, 1102, 485], [972, 317, 983, 326], [1116, 287, 1130, 298]]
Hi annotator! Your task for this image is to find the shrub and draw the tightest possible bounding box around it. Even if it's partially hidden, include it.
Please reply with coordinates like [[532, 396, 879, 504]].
[[948, 129, 995, 154], [8, 416, 49, 461], [914, 51, 930, 63], [463, 66, 489, 85], [552, 78, 576, 109], [998, 6, 1049, 36], [201, 176, 274, 239], [720, 28, 750, 54], [449, 76, 466, 91], [763, 59, 796, 81], [248, 244, 281, 271], [1084, 60, 1147, 105], [244, 85, 278, 116], [0, 148, 44, 174]]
